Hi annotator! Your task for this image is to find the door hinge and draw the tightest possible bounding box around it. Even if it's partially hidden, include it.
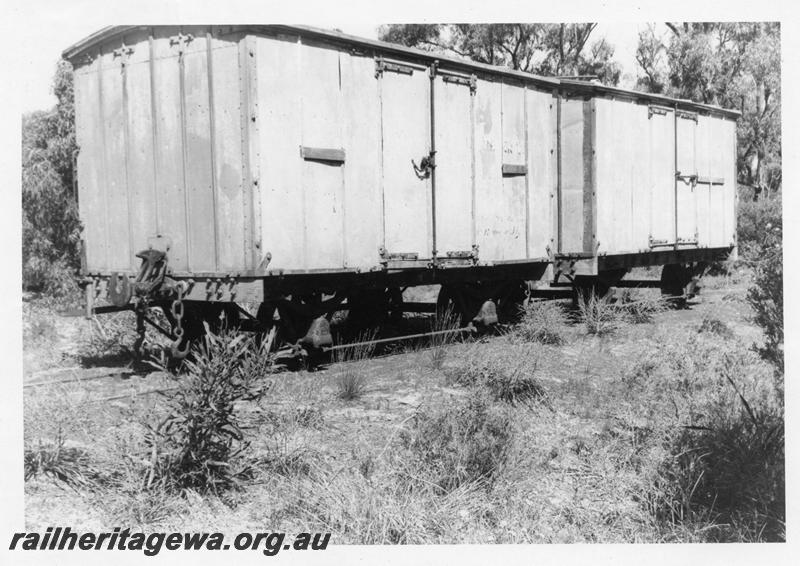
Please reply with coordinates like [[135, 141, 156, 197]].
[[441, 72, 477, 94], [374, 56, 415, 78], [648, 105, 670, 119]]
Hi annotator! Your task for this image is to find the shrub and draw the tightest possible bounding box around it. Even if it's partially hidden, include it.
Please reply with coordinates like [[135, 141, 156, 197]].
[[746, 220, 783, 372], [737, 191, 782, 262], [400, 395, 513, 492], [22, 61, 82, 298], [641, 341, 785, 541], [515, 299, 567, 344], [575, 291, 618, 335], [24, 385, 96, 487], [697, 316, 734, 339], [616, 289, 666, 324], [144, 326, 275, 494], [336, 371, 367, 401]]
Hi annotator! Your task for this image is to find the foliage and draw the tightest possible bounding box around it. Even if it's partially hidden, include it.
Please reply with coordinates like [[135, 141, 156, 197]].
[[24, 384, 96, 487], [737, 189, 782, 261], [336, 371, 367, 401], [616, 289, 666, 324], [746, 219, 783, 373], [400, 395, 513, 492], [575, 291, 618, 335], [379, 24, 621, 84], [144, 327, 275, 494], [515, 299, 567, 345], [22, 59, 81, 296], [635, 23, 780, 194]]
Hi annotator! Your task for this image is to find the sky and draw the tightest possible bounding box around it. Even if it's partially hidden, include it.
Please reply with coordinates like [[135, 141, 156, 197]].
[[18, 21, 662, 113]]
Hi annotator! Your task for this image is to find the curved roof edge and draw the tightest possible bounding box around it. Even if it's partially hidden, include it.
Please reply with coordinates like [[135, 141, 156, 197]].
[[62, 25, 740, 119]]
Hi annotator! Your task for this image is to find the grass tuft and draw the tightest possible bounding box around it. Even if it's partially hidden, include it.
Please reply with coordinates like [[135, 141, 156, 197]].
[[575, 291, 618, 335], [336, 371, 367, 401], [515, 299, 567, 345], [400, 394, 513, 493]]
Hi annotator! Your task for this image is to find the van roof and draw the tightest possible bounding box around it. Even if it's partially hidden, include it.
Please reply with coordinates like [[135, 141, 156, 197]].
[[62, 24, 740, 119]]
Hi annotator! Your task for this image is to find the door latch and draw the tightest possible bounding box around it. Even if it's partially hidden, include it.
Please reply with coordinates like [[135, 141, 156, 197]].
[[412, 151, 436, 180]]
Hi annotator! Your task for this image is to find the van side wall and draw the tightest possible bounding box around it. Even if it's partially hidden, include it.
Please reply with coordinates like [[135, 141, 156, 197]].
[[253, 32, 557, 272], [73, 27, 258, 276], [590, 97, 737, 257]]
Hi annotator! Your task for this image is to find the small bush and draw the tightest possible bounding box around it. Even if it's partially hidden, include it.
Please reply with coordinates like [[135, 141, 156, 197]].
[[515, 300, 567, 344], [698, 316, 734, 339], [336, 370, 367, 401], [400, 395, 513, 492], [24, 385, 96, 487], [25, 440, 93, 487], [144, 326, 275, 494], [617, 290, 666, 324], [746, 220, 783, 372], [77, 310, 139, 365], [737, 191, 782, 262], [576, 291, 618, 335]]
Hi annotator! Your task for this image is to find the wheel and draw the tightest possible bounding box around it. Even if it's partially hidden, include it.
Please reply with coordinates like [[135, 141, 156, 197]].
[[660, 264, 692, 306], [435, 285, 465, 327], [495, 281, 528, 323]]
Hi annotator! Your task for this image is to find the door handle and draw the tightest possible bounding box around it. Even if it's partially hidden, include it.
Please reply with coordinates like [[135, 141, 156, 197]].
[[412, 151, 436, 180]]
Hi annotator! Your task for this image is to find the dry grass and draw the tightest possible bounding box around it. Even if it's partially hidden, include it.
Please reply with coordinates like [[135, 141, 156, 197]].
[[575, 291, 619, 335], [24, 274, 784, 543], [514, 299, 569, 345]]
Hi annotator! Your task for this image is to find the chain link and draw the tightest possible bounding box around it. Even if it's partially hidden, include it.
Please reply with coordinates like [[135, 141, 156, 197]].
[[171, 284, 185, 341]]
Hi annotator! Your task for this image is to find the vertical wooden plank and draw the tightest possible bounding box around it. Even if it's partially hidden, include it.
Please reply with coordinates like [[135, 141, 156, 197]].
[[380, 67, 432, 258], [628, 102, 651, 252], [340, 52, 383, 269], [593, 98, 613, 254], [123, 33, 158, 266], [74, 59, 107, 272], [182, 34, 217, 272], [299, 41, 345, 269], [210, 36, 247, 271], [695, 115, 712, 247], [258, 34, 304, 270], [526, 88, 556, 259], [151, 29, 189, 272], [240, 34, 261, 270], [498, 82, 527, 260], [558, 97, 585, 253], [99, 49, 133, 271], [583, 98, 596, 254], [433, 75, 473, 255], [723, 118, 737, 246], [676, 115, 697, 242], [473, 78, 504, 260], [649, 108, 675, 244]]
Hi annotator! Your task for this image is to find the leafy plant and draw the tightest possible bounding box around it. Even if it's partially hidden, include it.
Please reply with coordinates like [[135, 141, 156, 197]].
[[22, 60, 81, 297], [746, 219, 783, 372], [143, 326, 275, 494]]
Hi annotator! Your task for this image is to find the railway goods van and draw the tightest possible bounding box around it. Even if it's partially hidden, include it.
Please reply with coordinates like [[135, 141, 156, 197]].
[[62, 25, 739, 356]]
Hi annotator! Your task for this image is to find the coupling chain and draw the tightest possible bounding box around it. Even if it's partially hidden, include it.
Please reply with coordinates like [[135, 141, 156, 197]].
[[170, 284, 185, 342]]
